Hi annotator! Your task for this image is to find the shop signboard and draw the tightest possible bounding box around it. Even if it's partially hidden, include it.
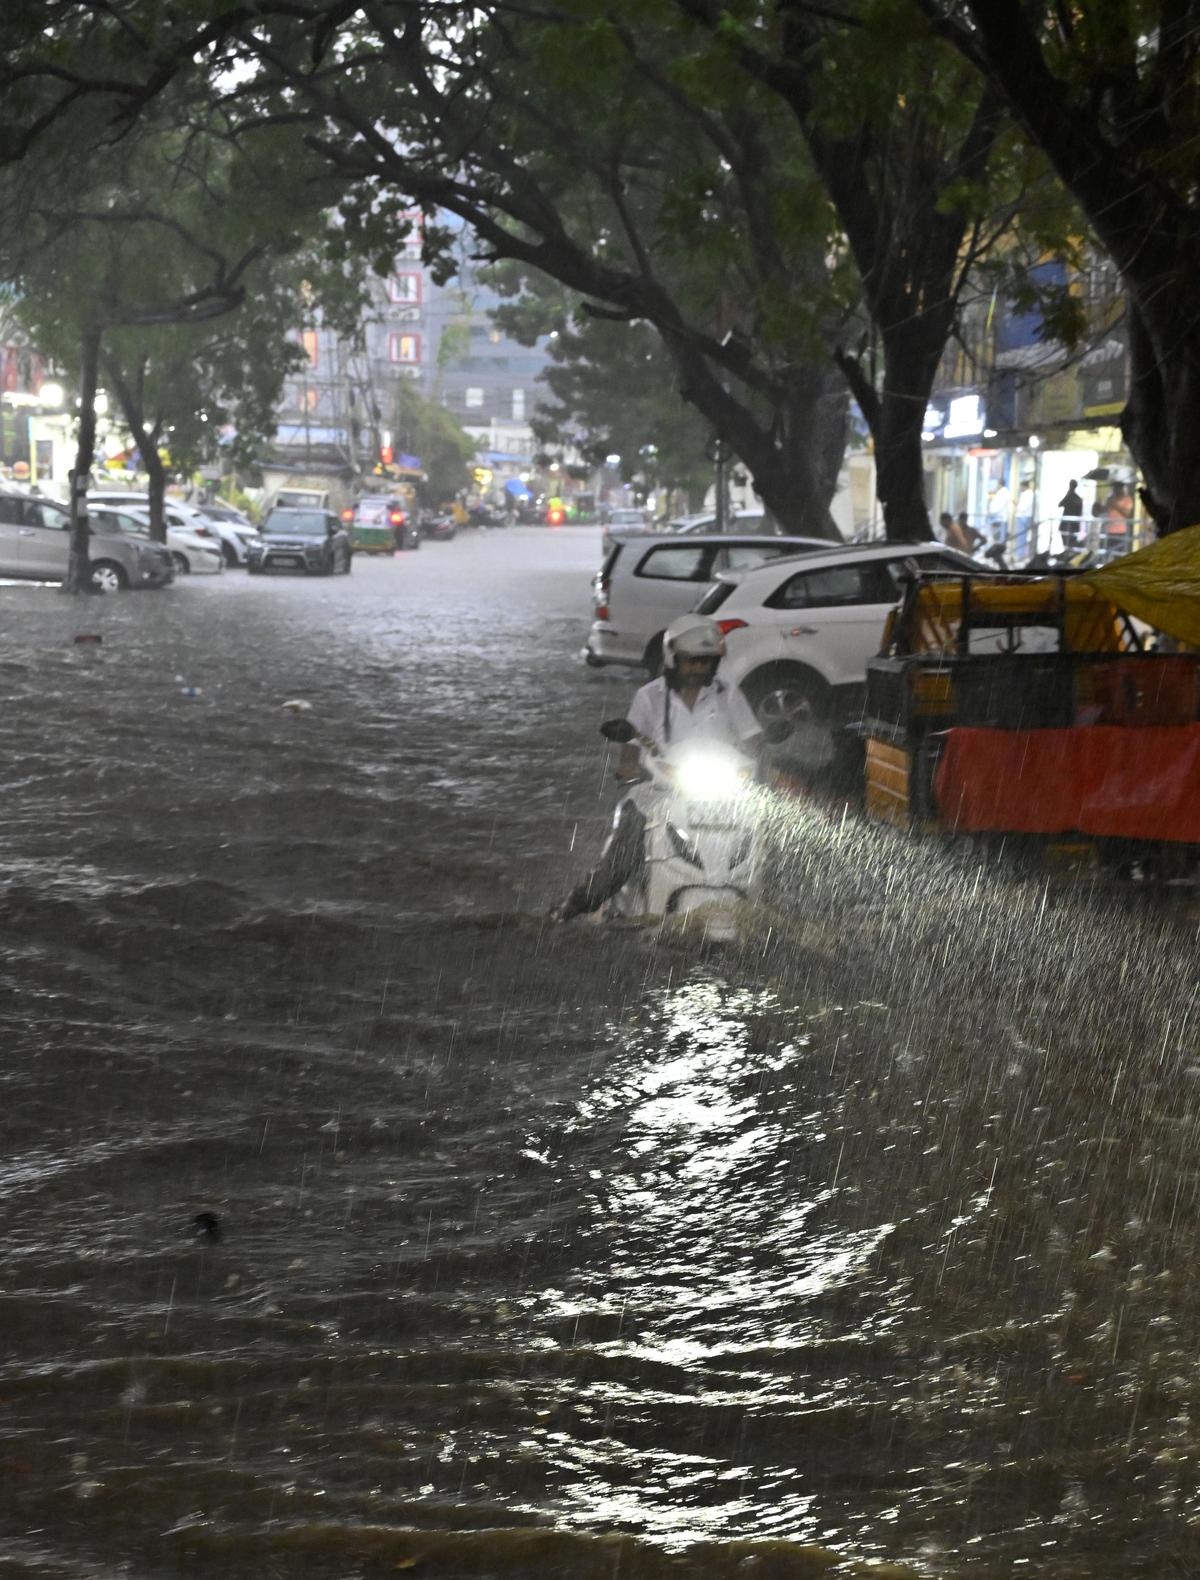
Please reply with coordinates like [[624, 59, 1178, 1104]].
[[1079, 316, 1127, 418], [1024, 366, 1080, 427], [922, 391, 985, 442]]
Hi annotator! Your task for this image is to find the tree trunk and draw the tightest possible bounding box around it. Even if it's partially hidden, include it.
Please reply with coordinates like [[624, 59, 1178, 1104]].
[[874, 372, 933, 543], [837, 328, 939, 543], [106, 361, 167, 543], [670, 339, 847, 538], [143, 443, 167, 543], [1123, 290, 1200, 537], [63, 324, 102, 595], [748, 397, 847, 539]]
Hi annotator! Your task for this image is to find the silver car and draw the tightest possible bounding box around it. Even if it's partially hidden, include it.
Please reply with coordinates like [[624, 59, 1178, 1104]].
[[0, 489, 174, 592]]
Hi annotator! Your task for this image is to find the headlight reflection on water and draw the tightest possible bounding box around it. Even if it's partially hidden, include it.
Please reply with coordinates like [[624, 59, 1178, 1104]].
[[511, 980, 908, 1549]]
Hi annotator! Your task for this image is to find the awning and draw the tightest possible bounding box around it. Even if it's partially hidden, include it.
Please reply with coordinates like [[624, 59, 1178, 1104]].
[[503, 478, 533, 497], [1082, 523, 1200, 647]]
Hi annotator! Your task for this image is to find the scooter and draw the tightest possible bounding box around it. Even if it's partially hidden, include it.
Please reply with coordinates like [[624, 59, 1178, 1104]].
[[597, 719, 767, 942]]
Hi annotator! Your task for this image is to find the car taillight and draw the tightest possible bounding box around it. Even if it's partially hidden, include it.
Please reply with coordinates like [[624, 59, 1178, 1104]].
[[548, 508, 565, 526], [389, 510, 405, 525], [341, 508, 353, 522], [596, 577, 610, 621], [192, 525, 212, 536], [717, 618, 748, 635]]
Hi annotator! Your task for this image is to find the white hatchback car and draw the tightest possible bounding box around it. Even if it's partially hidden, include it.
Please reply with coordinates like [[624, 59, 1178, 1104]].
[[697, 540, 984, 740], [89, 503, 224, 576], [587, 531, 829, 672]]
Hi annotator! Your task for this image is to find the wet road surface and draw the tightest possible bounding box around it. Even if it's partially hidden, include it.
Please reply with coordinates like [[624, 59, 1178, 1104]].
[[1, 527, 1199, 1579]]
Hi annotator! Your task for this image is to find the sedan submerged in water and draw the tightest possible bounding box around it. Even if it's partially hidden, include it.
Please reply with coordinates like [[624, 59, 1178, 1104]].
[[247, 508, 353, 575]]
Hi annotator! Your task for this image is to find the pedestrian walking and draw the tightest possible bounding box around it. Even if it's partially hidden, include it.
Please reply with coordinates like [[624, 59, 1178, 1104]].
[[1058, 479, 1085, 547]]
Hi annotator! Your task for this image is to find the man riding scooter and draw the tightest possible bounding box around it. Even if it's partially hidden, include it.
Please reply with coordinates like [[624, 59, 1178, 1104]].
[[551, 615, 763, 923]]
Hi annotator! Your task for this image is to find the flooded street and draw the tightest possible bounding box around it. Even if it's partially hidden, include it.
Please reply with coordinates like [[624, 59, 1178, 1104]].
[[2, 526, 1200, 1580]]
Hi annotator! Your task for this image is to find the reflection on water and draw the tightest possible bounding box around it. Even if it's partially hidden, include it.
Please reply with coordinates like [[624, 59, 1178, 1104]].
[[1, 537, 1199, 1578]]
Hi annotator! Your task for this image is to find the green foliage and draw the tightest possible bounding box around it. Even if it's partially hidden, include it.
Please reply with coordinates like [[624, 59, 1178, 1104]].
[[388, 378, 476, 506], [0, 75, 373, 483]]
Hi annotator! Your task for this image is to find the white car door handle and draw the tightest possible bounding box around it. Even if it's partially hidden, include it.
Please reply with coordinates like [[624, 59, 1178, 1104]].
[[788, 624, 817, 636]]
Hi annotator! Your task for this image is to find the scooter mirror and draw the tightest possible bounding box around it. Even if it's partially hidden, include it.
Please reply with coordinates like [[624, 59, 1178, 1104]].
[[599, 719, 636, 743]]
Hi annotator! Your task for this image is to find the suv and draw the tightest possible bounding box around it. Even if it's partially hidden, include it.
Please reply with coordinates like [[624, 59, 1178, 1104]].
[[0, 489, 173, 592], [697, 541, 985, 742], [247, 508, 352, 575], [586, 531, 828, 673]]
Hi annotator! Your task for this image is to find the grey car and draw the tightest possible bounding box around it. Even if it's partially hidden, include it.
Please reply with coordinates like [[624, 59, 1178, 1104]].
[[0, 490, 174, 592], [246, 508, 353, 575]]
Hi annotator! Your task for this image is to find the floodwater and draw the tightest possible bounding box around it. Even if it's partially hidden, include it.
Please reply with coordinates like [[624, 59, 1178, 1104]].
[[1, 527, 1199, 1580]]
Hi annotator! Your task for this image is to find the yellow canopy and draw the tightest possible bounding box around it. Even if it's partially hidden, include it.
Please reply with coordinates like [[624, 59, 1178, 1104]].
[[905, 577, 1129, 654], [1081, 522, 1200, 647]]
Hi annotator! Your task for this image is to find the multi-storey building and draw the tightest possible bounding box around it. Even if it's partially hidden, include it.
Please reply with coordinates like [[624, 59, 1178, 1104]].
[[268, 214, 554, 506]]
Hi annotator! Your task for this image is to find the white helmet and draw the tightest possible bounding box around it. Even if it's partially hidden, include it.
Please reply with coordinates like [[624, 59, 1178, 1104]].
[[661, 615, 725, 678]]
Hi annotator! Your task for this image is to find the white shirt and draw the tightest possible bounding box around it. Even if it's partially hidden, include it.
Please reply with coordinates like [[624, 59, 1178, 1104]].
[[626, 674, 761, 755]]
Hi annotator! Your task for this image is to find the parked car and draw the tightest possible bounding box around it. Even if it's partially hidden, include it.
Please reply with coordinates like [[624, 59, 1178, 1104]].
[[696, 541, 986, 747], [247, 508, 352, 575], [0, 488, 173, 592], [602, 507, 777, 554], [606, 506, 649, 529], [100, 505, 224, 575], [342, 496, 420, 552], [417, 510, 457, 541], [195, 503, 261, 566], [586, 531, 829, 673], [667, 509, 773, 534], [89, 490, 249, 566]]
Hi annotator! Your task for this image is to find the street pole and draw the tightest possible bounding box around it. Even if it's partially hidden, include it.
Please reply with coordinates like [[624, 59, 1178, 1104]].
[[714, 437, 727, 533]]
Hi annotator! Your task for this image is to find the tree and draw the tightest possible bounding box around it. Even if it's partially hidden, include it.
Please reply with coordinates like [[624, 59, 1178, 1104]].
[[388, 377, 477, 506], [493, 287, 717, 509], [4, 83, 370, 581], [0, 1, 1059, 541], [904, 0, 1200, 536]]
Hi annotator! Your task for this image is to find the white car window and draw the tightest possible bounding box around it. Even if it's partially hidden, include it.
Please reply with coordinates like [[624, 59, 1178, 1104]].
[[767, 562, 896, 610], [717, 543, 794, 573], [635, 544, 709, 581]]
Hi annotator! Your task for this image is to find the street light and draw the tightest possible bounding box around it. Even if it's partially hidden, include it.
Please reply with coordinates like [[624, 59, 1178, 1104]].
[[37, 381, 64, 409]]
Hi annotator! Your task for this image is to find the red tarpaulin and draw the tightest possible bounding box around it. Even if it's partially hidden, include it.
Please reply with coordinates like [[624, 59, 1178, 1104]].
[[934, 725, 1200, 843]]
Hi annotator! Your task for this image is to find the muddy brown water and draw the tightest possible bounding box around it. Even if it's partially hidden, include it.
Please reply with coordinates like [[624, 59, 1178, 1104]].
[[1, 528, 1199, 1579]]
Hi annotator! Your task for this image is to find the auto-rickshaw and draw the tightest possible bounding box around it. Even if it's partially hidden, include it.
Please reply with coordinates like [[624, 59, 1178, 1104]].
[[342, 489, 419, 553]]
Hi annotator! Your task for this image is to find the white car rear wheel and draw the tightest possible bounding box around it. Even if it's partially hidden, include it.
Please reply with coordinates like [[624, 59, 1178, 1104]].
[[171, 552, 190, 575]]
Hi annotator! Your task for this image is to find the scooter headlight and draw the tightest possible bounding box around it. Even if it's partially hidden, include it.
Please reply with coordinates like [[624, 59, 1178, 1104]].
[[674, 752, 748, 800]]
